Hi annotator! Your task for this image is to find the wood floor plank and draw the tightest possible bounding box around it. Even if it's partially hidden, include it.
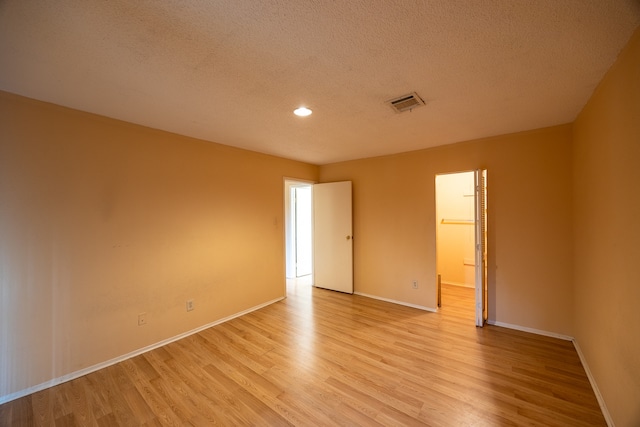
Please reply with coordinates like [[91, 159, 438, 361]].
[[30, 389, 55, 427], [120, 359, 185, 426], [92, 365, 138, 426], [1, 282, 607, 426], [61, 377, 99, 427]]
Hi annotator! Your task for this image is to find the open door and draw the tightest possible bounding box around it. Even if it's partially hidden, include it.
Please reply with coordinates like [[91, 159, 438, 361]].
[[294, 186, 312, 277], [313, 181, 353, 293], [474, 169, 488, 327]]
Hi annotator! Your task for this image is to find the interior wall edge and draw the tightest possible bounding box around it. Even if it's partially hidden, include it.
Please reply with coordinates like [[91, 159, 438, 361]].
[[572, 339, 614, 427], [487, 319, 614, 426], [571, 24, 640, 427]]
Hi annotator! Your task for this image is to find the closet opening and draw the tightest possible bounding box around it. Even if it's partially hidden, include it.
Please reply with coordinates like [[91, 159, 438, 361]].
[[435, 170, 487, 326]]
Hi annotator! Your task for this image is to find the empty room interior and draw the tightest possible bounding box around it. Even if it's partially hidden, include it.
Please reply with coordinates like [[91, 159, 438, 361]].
[[1, 1, 639, 426]]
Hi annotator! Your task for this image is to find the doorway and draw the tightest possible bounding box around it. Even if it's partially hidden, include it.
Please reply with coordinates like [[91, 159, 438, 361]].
[[284, 179, 354, 294], [285, 180, 313, 280], [435, 170, 487, 325]]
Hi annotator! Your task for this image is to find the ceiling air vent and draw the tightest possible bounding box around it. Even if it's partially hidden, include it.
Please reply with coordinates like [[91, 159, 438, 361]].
[[386, 92, 426, 113]]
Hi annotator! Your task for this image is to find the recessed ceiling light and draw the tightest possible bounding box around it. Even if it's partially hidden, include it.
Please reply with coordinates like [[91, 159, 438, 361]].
[[294, 107, 312, 117]]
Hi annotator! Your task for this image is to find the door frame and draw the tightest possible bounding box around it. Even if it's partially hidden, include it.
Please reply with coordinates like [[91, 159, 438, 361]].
[[474, 169, 488, 326], [434, 170, 488, 326]]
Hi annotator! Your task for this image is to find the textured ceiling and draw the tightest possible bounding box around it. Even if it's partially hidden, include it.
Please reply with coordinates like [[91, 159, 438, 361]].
[[1, 1, 639, 165]]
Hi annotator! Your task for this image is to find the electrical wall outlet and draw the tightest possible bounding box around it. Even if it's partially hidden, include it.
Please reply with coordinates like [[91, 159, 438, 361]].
[[412, 280, 418, 289], [186, 300, 194, 312], [138, 312, 147, 326]]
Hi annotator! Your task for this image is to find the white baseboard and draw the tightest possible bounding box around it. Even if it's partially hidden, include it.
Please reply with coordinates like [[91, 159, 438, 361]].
[[0, 297, 285, 405], [486, 320, 574, 341], [354, 292, 437, 312], [572, 340, 614, 427]]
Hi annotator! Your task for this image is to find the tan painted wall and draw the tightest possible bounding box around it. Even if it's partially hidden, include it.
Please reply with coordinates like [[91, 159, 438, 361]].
[[0, 91, 318, 399], [436, 172, 476, 287], [573, 26, 640, 427], [320, 124, 574, 334]]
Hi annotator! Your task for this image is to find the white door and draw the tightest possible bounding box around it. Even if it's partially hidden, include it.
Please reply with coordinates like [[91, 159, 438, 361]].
[[313, 181, 353, 293], [474, 169, 488, 327]]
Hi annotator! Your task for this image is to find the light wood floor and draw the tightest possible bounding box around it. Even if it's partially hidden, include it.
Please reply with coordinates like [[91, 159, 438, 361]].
[[1, 282, 606, 426]]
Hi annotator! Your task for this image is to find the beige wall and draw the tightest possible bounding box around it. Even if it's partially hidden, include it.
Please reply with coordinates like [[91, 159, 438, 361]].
[[573, 26, 640, 427], [436, 172, 476, 287], [0, 91, 318, 399], [320, 124, 574, 334]]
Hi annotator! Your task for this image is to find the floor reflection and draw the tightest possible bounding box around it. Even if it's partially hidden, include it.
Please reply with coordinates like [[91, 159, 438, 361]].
[[285, 275, 315, 365]]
